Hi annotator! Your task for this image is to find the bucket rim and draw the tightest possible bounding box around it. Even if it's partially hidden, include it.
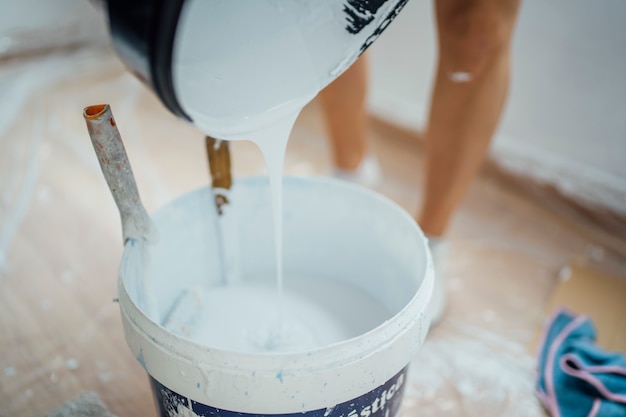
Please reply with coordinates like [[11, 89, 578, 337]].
[[118, 175, 434, 372]]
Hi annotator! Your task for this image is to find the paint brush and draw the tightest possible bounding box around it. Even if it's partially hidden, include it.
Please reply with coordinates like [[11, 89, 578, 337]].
[[83, 104, 157, 244], [206, 136, 241, 285], [206, 136, 232, 215], [83, 104, 158, 317]]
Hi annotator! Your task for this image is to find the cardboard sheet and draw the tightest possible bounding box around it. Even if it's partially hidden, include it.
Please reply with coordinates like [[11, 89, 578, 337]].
[[539, 262, 626, 353]]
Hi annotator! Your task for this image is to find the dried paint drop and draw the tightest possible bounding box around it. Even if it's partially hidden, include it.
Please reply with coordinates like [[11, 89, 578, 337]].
[[65, 358, 79, 370], [61, 270, 74, 283], [558, 266, 572, 281], [587, 245, 605, 262], [99, 372, 113, 382], [449, 71, 473, 83]]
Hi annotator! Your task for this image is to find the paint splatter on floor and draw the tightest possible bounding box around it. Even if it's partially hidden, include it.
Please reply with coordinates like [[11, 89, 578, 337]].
[[402, 324, 543, 417]]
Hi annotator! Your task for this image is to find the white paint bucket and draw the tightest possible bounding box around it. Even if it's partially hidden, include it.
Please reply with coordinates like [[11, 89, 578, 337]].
[[118, 176, 433, 417]]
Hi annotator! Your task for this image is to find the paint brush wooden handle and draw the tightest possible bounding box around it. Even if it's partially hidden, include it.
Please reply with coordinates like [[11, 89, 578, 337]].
[[205, 135, 240, 284], [83, 104, 157, 244], [206, 136, 232, 215]]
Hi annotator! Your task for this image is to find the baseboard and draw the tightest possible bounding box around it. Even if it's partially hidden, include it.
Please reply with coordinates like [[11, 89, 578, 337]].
[[367, 113, 626, 257]]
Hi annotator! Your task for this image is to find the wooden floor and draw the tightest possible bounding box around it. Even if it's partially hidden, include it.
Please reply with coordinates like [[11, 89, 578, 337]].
[[1, 47, 624, 417]]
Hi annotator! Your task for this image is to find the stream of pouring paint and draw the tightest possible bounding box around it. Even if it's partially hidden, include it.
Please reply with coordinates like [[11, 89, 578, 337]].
[[193, 108, 338, 351], [166, 1, 375, 351], [253, 117, 297, 296], [173, 0, 324, 300]]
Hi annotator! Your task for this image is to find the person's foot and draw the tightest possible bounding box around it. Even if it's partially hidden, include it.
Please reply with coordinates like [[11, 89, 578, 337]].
[[426, 236, 448, 328], [332, 154, 382, 188]]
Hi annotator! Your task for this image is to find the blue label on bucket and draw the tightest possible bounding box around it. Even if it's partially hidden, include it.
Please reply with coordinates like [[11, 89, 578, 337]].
[[151, 366, 408, 417]]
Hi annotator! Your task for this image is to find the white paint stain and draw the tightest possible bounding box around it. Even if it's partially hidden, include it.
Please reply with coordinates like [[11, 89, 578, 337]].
[[98, 373, 113, 382], [558, 265, 572, 282], [61, 270, 74, 284], [448, 71, 473, 83], [160, 388, 202, 417], [4, 366, 16, 376], [65, 358, 79, 370], [404, 325, 543, 416], [171, 404, 201, 417]]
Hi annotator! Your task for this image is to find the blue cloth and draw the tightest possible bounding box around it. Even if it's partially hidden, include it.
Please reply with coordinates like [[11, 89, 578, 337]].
[[536, 308, 626, 417]]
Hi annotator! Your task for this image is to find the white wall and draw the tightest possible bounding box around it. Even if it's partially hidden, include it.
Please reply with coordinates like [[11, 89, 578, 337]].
[[368, 0, 626, 215], [0, 0, 107, 57]]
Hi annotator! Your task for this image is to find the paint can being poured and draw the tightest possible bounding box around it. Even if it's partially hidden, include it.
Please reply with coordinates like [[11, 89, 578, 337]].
[[118, 176, 434, 416]]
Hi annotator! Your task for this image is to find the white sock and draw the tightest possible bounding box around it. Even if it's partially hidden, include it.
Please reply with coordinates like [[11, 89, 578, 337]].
[[332, 154, 382, 188], [426, 235, 448, 328]]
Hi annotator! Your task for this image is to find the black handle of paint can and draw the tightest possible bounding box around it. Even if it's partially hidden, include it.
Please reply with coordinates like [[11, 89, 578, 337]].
[[105, 0, 191, 121]]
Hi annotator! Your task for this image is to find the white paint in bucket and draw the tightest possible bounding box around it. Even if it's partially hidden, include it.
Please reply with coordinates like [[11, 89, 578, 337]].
[[118, 176, 434, 415], [164, 277, 392, 354]]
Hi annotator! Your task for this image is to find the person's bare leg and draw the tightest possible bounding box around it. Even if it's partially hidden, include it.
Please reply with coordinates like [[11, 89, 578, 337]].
[[318, 54, 369, 171], [418, 0, 521, 237]]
